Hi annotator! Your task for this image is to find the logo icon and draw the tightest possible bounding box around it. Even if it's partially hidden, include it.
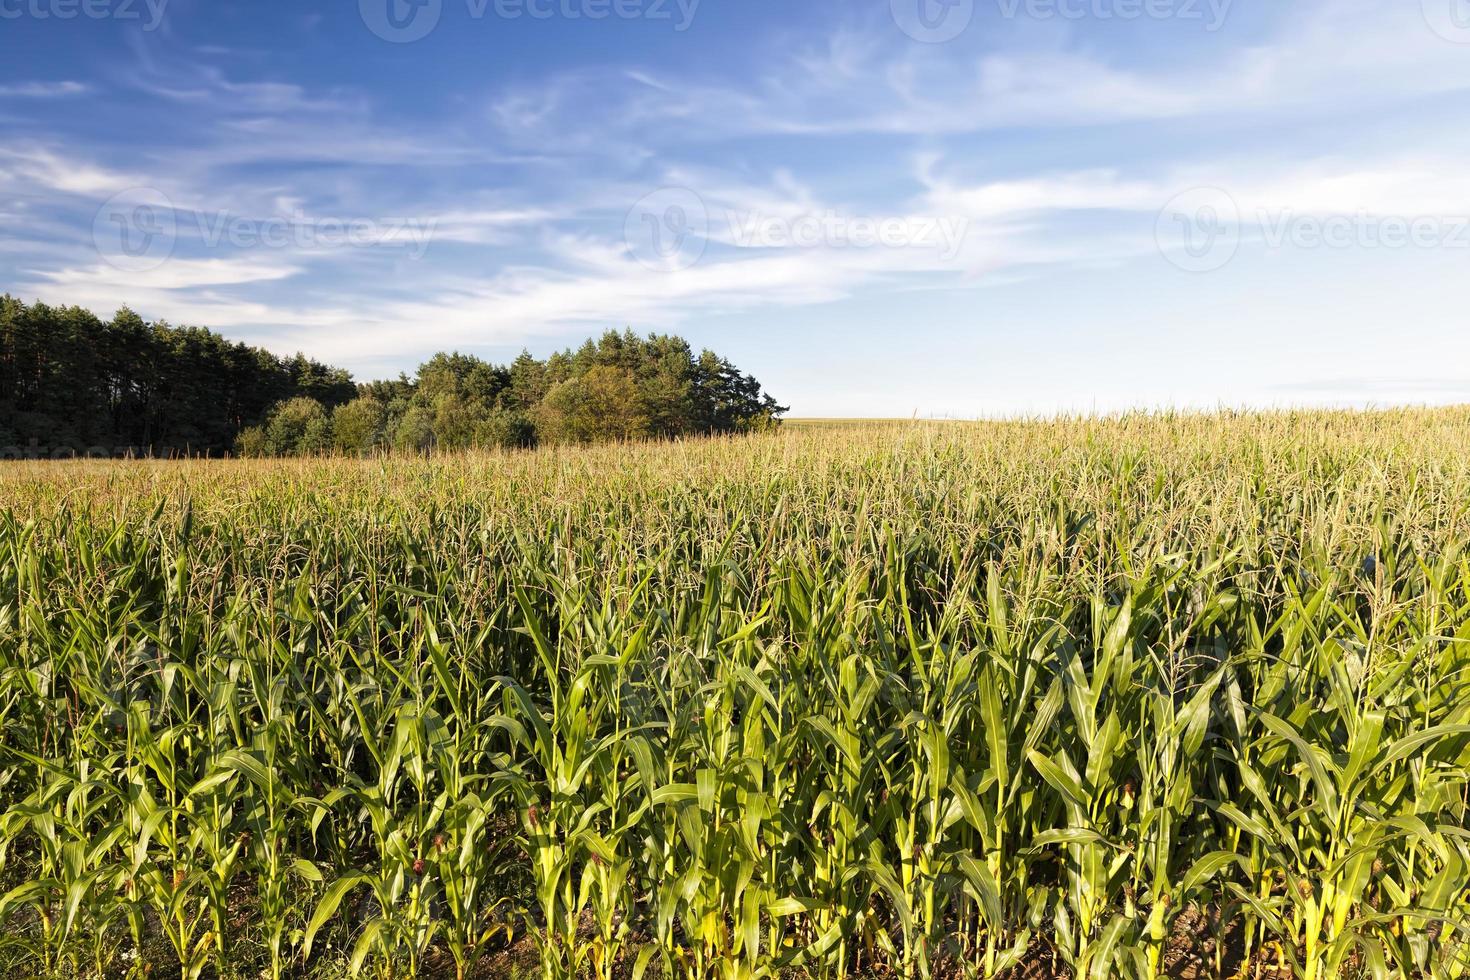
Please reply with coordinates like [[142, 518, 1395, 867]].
[[1423, 0, 1470, 43], [891, 0, 974, 43], [1156, 187, 1240, 273], [624, 187, 709, 272], [360, 0, 442, 43], [93, 188, 177, 273]]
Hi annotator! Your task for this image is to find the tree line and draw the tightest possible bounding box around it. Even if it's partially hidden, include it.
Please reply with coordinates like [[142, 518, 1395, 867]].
[[0, 296, 786, 457]]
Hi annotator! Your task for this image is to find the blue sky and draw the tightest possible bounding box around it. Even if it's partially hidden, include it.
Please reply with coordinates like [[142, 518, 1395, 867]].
[[3, 0, 1470, 416]]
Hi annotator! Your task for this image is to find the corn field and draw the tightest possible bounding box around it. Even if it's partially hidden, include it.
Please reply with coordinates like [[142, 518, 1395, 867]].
[[2, 413, 1469, 979]]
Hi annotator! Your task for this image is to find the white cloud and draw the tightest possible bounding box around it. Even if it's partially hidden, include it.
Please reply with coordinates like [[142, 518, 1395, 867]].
[[0, 81, 90, 98], [0, 147, 145, 197], [487, 1, 1470, 145], [35, 257, 301, 291], [4, 0, 1469, 411]]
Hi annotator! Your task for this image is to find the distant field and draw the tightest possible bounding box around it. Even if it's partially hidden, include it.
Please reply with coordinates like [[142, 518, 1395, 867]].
[[783, 417, 911, 424], [2, 411, 1469, 979], [783, 417, 942, 428]]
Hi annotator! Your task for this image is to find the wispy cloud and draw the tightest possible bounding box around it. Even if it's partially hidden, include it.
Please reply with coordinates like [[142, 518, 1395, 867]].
[[3, 0, 1469, 412], [0, 81, 90, 98], [0, 146, 145, 197], [489, 1, 1470, 147]]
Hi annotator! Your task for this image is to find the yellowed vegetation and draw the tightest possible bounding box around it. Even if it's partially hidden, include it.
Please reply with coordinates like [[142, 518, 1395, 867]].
[[2, 410, 1469, 979]]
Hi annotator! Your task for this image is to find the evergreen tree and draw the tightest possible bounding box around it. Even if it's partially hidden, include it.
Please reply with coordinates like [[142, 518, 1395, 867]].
[[0, 296, 786, 457]]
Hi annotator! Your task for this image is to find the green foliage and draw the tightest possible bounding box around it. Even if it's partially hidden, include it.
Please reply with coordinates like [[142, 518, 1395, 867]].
[[0, 294, 353, 456], [535, 365, 650, 444], [392, 406, 436, 453], [234, 425, 269, 458], [474, 409, 536, 450], [0, 299, 786, 457], [2, 414, 1469, 979], [246, 328, 786, 456], [264, 397, 332, 456], [332, 398, 389, 454]]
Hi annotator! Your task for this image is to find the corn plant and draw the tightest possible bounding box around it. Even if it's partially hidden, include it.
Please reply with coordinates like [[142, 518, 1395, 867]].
[[2, 411, 1469, 978]]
